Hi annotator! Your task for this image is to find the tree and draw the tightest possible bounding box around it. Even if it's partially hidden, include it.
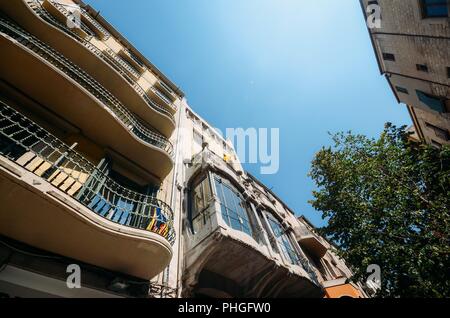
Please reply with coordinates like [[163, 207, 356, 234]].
[[309, 123, 450, 298]]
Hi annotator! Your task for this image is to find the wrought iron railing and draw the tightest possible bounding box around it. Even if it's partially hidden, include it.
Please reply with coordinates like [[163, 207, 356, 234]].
[[121, 48, 146, 70], [0, 17, 174, 157], [79, 7, 111, 40], [151, 87, 175, 110], [25, 0, 177, 116], [105, 48, 141, 79], [0, 101, 175, 245], [47, 0, 95, 39], [158, 80, 175, 98]]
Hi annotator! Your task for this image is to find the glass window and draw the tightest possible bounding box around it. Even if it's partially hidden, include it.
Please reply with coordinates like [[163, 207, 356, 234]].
[[416, 64, 429, 72], [267, 214, 300, 265], [425, 122, 450, 141], [416, 90, 447, 113], [395, 86, 409, 95], [382, 53, 395, 61], [421, 0, 448, 18], [191, 176, 212, 232], [214, 176, 253, 238]]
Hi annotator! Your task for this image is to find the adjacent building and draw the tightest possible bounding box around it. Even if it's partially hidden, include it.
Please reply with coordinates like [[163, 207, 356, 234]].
[[361, 0, 450, 147], [0, 0, 365, 298]]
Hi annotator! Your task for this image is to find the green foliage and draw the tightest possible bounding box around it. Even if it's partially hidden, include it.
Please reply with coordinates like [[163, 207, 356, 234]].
[[309, 123, 450, 297]]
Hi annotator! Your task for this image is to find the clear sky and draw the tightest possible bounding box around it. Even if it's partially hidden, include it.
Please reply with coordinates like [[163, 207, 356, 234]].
[[84, 0, 410, 227]]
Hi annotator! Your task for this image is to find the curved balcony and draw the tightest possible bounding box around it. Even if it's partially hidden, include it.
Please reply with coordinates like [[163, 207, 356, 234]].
[[0, 17, 174, 179], [294, 226, 327, 258], [0, 0, 176, 136], [33, 0, 178, 115], [0, 101, 175, 279], [148, 86, 177, 115]]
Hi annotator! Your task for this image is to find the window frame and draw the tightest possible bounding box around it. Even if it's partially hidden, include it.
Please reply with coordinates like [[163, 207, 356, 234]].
[[420, 0, 449, 18], [265, 213, 301, 266], [189, 172, 214, 233], [425, 122, 450, 141], [416, 90, 448, 113], [395, 86, 409, 95], [382, 53, 396, 62], [416, 63, 429, 73], [213, 174, 255, 238]]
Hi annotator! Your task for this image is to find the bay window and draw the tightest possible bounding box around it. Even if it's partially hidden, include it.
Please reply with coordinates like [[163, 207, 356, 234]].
[[214, 175, 254, 238], [190, 174, 212, 233], [266, 214, 301, 266]]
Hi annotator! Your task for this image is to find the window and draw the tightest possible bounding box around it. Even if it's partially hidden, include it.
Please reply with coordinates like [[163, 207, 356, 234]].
[[420, 0, 449, 18], [416, 64, 429, 72], [395, 86, 409, 94], [191, 175, 212, 232], [214, 176, 253, 237], [431, 140, 443, 148], [425, 122, 450, 141], [382, 53, 395, 61], [447, 67, 450, 79], [416, 90, 447, 113], [266, 214, 300, 266]]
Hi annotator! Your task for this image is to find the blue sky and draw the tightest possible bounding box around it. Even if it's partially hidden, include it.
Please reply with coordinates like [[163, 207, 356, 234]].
[[85, 0, 410, 227]]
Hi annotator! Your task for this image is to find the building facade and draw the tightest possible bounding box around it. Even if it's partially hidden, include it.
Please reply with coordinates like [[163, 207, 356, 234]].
[[361, 0, 450, 147], [0, 0, 365, 298]]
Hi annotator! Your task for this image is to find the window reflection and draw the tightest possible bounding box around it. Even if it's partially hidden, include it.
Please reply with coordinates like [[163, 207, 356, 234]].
[[214, 176, 253, 238], [191, 175, 212, 233], [266, 214, 300, 265]]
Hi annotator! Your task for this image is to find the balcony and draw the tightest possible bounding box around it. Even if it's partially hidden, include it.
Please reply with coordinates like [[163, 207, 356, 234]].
[[294, 226, 327, 258], [118, 48, 146, 73], [41, 0, 92, 40], [147, 86, 177, 115], [155, 80, 178, 103], [0, 17, 174, 179], [44, 0, 111, 41], [0, 101, 175, 279], [182, 153, 323, 297], [1, 0, 176, 136]]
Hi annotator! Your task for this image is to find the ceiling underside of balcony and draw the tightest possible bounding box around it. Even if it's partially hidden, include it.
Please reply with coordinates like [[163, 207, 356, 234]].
[[0, 157, 172, 280], [191, 237, 324, 298]]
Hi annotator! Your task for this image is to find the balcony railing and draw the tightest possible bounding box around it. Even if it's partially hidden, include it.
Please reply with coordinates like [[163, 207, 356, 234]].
[[149, 87, 176, 112], [48, 0, 111, 40], [24, 0, 177, 117], [105, 48, 141, 79], [46, 0, 96, 40], [0, 17, 174, 157], [0, 101, 175, 244], [120, 48, 146, 71], [157, 80, 177, 102]]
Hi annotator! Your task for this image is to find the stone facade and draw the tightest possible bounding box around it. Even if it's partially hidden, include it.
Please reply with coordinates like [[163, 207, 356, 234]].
[[361, 0, 450, 146]]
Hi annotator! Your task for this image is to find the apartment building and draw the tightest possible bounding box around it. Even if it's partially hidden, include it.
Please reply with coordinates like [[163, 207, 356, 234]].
[[0, 0, 182, 298], [295, 216, 368, 298], [360, 0, 450, 147], [0, 0, 365, 298]]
